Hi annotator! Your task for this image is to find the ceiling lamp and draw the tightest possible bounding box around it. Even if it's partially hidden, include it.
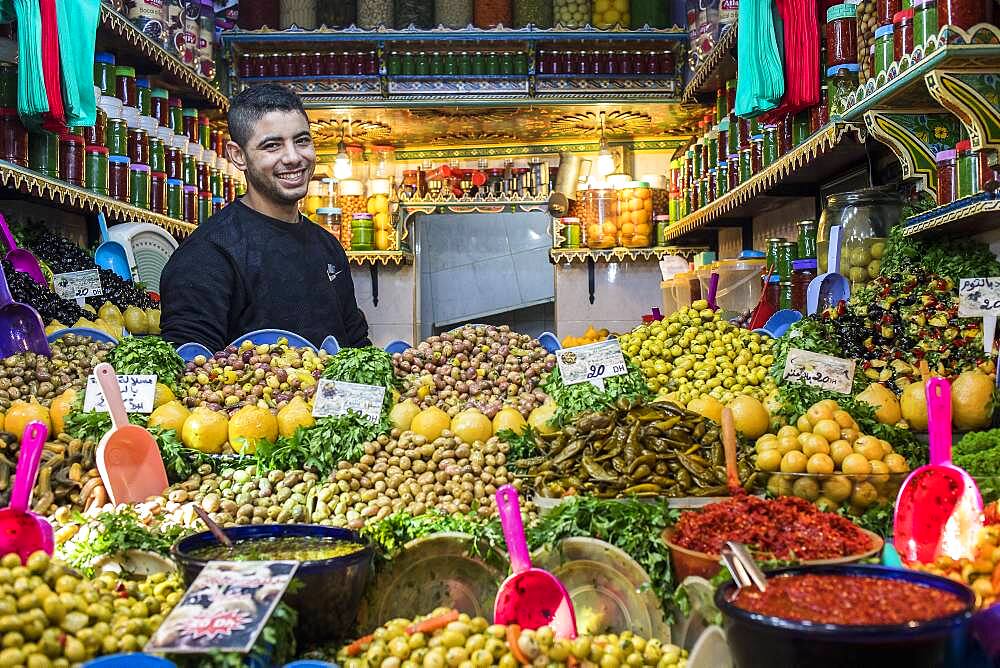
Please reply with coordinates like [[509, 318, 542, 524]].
[[333, 128, 352, 180], [595, 112, 616, 178]]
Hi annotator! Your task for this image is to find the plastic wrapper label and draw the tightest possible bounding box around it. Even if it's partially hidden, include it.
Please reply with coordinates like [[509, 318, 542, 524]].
[[84, 374, 157, 414], [557, 339, 628, 388], [145, 561, 299, 654], [54, 269, 103, 300], [782, 348, 856, 394], [959, 278, 1000, 316], [312, 379, 386, 422]]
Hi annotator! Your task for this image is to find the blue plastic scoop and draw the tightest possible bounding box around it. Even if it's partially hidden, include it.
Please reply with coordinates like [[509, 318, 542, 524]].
[[94, 213, 133, 281], [0, 214, 45, 286], [0, 263, 49, 357], [807, 225, 850, 315]]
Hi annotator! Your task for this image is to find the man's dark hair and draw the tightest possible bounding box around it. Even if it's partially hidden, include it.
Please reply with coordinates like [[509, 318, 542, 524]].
[[227, 84, 309, 147]]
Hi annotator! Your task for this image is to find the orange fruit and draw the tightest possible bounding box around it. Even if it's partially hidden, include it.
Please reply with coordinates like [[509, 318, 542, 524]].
[[812, 419, 841, 443], [807, 453, 835, 474], [841, 453, 871, 475], [780, 450, 808, 473]]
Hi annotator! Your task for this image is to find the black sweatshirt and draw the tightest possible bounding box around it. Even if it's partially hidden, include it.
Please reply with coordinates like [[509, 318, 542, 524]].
[[159, 199, 371, 353]]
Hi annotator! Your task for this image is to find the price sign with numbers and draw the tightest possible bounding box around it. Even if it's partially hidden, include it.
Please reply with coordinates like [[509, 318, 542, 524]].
[[312, 379, 386, 422], [53, 269, 103, 301], [782, 348, 856, 394], [959, 278, 1000, 316], [83, 374, 157, 414], [556, 339, 628, 387]]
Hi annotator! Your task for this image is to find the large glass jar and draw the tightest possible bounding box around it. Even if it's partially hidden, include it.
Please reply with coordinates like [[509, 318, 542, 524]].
[[514, 0, 552, 27], [338, 179, 366, 248], [367, 178, 396, 250], [618, 181, 653, 248], [817, 189, 902, 290], [437, 0, 474, 27], [592, 0, 628, 28], [826, 4, 858, 67], [631, 0, 669, 27], [553, 0, 590, 26], [317, 1, 357, 27], [351, 213, 375, 251], [394, 0, 434, 28], [581, 188, 618, 249], [368, 145, 397, 181], [475, 0, 512, 27], [827, 64, 859, 115], [302, 179, 325, 218], [358, 0, 393, 27], [316, 207, 342, 238]]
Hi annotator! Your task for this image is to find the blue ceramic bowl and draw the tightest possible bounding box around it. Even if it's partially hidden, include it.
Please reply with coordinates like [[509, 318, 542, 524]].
[[172, 524, 372, 645], [176, 341, 213, 362], [47, 327, 119, 345], [229, 329, 318, 352], [715, 564, 975, 668]]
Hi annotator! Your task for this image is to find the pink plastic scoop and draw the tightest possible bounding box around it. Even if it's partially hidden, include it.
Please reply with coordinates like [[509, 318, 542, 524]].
[[894, 377, 984, 564], [494, 485, 577, 639], [94, 363, 169, 505], [0, 421, 54, 561]]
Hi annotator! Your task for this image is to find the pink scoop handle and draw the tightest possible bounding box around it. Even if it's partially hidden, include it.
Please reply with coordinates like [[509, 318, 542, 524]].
[[496, 485, 532, 574], [94, 363, 129, 430], [9, 421, 48, 513], [707, 272, 719, 311], [926, 377, 952, 466]]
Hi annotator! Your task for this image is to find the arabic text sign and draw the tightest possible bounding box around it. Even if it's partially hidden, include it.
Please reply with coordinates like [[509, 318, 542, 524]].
[[782, 348, 856, 394], [959, 278, 1000, 317], [53, 269, 103, 300], [83, 374, 157, 414], [312, 379, 386, 422], [556, 339, 628, 387]]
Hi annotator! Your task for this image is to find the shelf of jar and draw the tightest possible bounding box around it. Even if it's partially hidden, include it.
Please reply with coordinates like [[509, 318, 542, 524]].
[[345, 250, 413, 265], [681, 22, 738, 104], [0, 160, 197, 238], [399, 196, 549, 221], [549, 246, 710, 264], [98, 7, 229, 110], [663, 121, 867, 241], [902, 195, 1000, 237], [841, 24, 1000, 120], [222, 24, 689, 50]]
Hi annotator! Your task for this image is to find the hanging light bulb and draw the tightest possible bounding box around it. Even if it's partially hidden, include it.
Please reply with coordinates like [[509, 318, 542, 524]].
[[595, 112, 616, 178], [333, 126, 352, 180]]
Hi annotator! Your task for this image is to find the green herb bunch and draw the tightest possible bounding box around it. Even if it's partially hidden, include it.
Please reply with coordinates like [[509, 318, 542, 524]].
[[106, 336, 185, 390], [362, 510, 507, 569], [322, 346, 400, 415], [62, 394, 149, 442], [253, 410, 389, 475], [540, 362, 650, 428], [496, 426, 543, 471], [953, 429, 1000, 503], [63, 507, 190, 577]]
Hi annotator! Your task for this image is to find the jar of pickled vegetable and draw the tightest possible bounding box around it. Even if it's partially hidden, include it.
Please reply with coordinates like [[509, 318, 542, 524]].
[[874, 24, 894, 75], [368, 178, 395, 250], [913, 0, 938, 47], [935, 148, 957, 205], [514, 0, 552, 27], [938, 0, 987, 30], [29, 131, 58, 178], [395, 0, 434, 27], [59, 134, 84, 186], [592, 0, 628, 28], [631, 0, 668, 27], [166, 178, 183, 218], [351, 213, 375, 251], [130, 164, 151, 209], [85, 146, 109, 195], [109, 155, 130, 202], [893, 9, 914, 60], [581, 188, 618, 249], [817, 189, 900, 288], [94, 52, 116, 97], [558, 217, 580, 247], [617, 181, 653, 248], [0, 108, 27, 167], [827, 4, 859, 66], [169, 97, 184, 136], [338, 179, 366, 247], [475, 0, 512, 27], [553, 0, 590, 26], [135, 77, 151, 117], [791, 112, 810, 146], [358, 0, 394, 28], [827, 64, 859, 115]]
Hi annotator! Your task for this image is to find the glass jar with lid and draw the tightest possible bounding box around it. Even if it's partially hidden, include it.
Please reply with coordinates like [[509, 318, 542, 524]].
[[581, 188, 618, 249], [617, 181, 653, 248], [59, 134, 85, 186], [826, 4, 858, 67], [115, 66, 138, 108], [367, 178, 396, 250], [935, 149, 957, 205], [315, 207, 342, 238], [893, 9, 915, 60], [913, 0, 938, 48], [560, 217, 581, 248], [642, 174, 669, 217], [827, 64, 860, 115], [368, 145, 397, 181], [817, 189, 902, 289], [395, 0, 434, 27], [553, 0, 590, 27], [474, 0, 512, 28], [338, 179, 366, 247], [302, 179, 325, 218], [0, 108, 27, 167], [513, 0, 552, 27], [874, 24, 894, 76], [351, 213, 375, 251]]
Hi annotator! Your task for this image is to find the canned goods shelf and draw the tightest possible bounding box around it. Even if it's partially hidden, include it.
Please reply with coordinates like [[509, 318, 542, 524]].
[[0, 159, 197, 238], [680, 21, 738, 104], [345, 250, 414, 265], [902, 196, 1000, 237], [549, 246, 710, 264], [99, 6, 230, 111]]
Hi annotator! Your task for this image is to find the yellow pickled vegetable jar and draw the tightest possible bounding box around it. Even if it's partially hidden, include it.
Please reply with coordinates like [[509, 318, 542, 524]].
[[593, 0, 629, 27], [367, 177, 396, 250], [581, 187, 618, 249], [617, 180, 653, 248]]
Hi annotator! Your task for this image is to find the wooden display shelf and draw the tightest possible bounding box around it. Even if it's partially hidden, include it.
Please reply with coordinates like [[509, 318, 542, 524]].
[[0, 160, 196, 238], [663, 121, 867, 241], [99, 7, 230, 110], [902, 196, 1000, 237], [345, 250, 413, 265], [549, 246, 709, 264], [680, 23, 737, 104]]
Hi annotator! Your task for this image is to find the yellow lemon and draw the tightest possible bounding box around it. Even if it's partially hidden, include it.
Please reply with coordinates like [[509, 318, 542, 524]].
[[149, 400, 191, 433], [181, 407, 229, 454], [276, 396, 315, 438], [153, 383, 176, 409], [228, 405, 278, 454]]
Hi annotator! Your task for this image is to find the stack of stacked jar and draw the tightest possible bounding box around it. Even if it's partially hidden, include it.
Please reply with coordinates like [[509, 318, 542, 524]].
[[537, 49, 676, 75], [387, 50, 529, 77], [763, 221, 818, 314], [668, 83, 829, 219], [826, 4, 861, 115], [935, 140, 999, 207], [238, 51, 378, 79], [126, 0, 217, 79], [91, 52, 241, 224], [397, 160, 553, 200]]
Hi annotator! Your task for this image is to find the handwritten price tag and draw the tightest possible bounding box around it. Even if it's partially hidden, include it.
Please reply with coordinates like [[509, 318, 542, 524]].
[[53, 269, 103, 300], [145, 561, 298, 654], [557, 339, 628, 388], [83, 374, 157, 414], [782, 348, 856, 394], [312, 379, 386, 422], [959, 278, 1000, 317]]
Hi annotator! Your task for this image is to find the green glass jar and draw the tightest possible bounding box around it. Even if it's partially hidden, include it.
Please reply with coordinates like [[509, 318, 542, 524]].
[[351, 213, 374, 250], [776, 241, 798, 281], [85, 145, 109, 196], [149, 137, 165, 173], [183, 154, 197, 186], [957, 140, 980, 198], [763, 124, 779, 166], [167, 178, 183, 218], [444, 52, 457, 76], [487, 52, 500, 75], [827, 64, 860, 116], [198, 191, 212, 224], [913, 0, 937, 48], [797, 220, 818, 259], [779, 282, 794, 309], [501, 52, 514, 75], [211, 168, 224, 198], [792, 111, 811, 146], [875, 25, 894, 76], [415, 52, 430, 76], [693, 140, 703, 179], [739, 148, 752, 183], [473, 51, 486, 75], [169, 98, 184, 136], [717, 162, 729, 196], [136, 77, 151, 117], [94, 52, 116, 97], [430, 52, 444, 76], [129, 163, 151, 209], [458, 51, 472, 75], [514, 51, 527, 74], [106, 118, 128, 156], [402, 52, 416, 76], [707, 130, 719, 171], [28, 131, 59, 178], [388, 53, 403, 76]]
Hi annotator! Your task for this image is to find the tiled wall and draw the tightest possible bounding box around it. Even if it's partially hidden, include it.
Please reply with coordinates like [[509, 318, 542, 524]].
[[350, 264, 417, 348], [554, 261, 661, 338]]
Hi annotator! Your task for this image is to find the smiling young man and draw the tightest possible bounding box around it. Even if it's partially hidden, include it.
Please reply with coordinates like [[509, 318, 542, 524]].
[[160, 84, 370, 352]]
